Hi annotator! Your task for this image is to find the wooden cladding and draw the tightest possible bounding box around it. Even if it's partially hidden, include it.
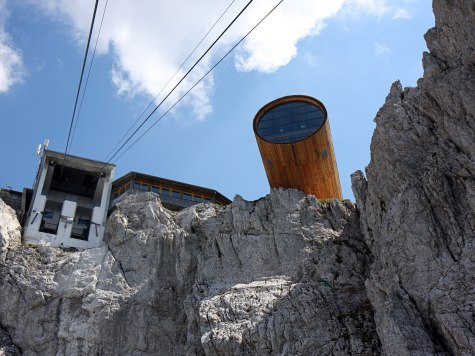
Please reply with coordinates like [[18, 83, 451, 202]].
[[253, 95, 342, 199]]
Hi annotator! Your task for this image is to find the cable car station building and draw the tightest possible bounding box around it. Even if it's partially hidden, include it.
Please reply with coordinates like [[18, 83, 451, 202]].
[[24, 150, 115, 249], [111, 172, 231, 211], [21, 151, 230, 250]]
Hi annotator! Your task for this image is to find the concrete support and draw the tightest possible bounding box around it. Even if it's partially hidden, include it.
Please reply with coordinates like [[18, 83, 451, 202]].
[[25, 194, 47, 242], [58, 200, 76, 241]]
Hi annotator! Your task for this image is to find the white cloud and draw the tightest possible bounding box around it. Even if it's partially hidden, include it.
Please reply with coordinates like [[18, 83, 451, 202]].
[[233, 0, 344, 73], [374, 42, 391, 55], [0, 0, 25, 93], [392, 7, 411, 20], [27, 0, 409, 118], [346, 0, 390, 17], [30, 0, 226, 119]]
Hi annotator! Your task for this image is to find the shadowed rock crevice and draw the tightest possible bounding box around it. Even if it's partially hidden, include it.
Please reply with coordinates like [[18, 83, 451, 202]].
[[0, 326, 22, 356]]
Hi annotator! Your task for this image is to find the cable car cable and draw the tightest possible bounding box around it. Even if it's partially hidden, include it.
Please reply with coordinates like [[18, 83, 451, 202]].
[[104, 0, 254, 165], [63, 0, 100, 161], [70, 0, 110, 152], [112, 0, 285, 164], [103, 0, 237, 162]]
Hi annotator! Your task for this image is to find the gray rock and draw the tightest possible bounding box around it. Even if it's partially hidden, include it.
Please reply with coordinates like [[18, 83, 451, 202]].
[[0, 197, 132, 355], [0, 191, 379, 355], [0, 326, 21, 356], [102, 191, 379, 355], [352, 1, 475, 354], [179, 191, 378, 355], [0, 199, 21, 264]]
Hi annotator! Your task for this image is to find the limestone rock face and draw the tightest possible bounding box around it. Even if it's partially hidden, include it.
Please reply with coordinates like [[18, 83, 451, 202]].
[[0, 192, 379, 355], [352, 0, 475, 354], [0, 199, 133, 355], [0, 199, 21, 264], [178, 191, 378, 355]]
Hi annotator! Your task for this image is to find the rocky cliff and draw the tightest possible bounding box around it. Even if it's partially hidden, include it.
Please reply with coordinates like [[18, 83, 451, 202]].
[[0, 1, 474, 355], [0, 190, 380, 355], [352, 0, 474, 353]]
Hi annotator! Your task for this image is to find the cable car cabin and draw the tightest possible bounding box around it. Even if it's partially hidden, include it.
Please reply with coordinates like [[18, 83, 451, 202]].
[[111, 172, 231, 212], [253, 95, 342, 199], [23, 150, 115, 249]]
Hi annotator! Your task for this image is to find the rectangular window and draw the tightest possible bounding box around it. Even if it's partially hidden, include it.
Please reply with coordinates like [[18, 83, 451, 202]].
[[134, 182, 149, 191], [204, 197, 211, 203], [172, 190, 181, 198], [151, 186, 160, 194], [183, 193, 192, 201], [193, 195, 202, 203], [71, 218, 90, 241], [39, 200, 61, 235], [161, 188, 170, 196], [72, 208, 92, 241], [121, 183, 130, 194]]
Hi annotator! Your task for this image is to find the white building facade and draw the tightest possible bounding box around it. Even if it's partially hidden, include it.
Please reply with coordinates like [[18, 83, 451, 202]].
[[24, 150, 115, 249]]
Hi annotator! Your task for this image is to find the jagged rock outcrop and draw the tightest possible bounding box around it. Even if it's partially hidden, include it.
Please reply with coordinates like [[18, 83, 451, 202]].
[[352, 0, 475, 354], [0, 201, 22, 356], [0, 236, 131, 354], [0, 191, 380, 355], [106, 191, 382, 355], [0, 200, 21, 265]]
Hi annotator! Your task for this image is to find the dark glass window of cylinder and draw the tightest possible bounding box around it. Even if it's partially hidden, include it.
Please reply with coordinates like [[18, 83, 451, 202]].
[[257, 101, 324, 143]]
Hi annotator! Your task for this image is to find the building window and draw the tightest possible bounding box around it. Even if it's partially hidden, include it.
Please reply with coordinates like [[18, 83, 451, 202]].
[[161, 188, 170, 196], [134, 182, 149, 191], [71, 218, 90, 241], [151, 185, 160, 194], [39, 200, 61, 235], [204, 197, 211, 203], [257, 100, 324, 143], [172, 190, 181, 198], [39, 210, 58, 234], [193, 195, 202, 203], [183, 193, 192, 201], [114, 183, 130, 199]]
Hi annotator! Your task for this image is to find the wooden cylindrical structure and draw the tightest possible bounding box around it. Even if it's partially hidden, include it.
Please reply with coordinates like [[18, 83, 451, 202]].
[[253, 95, 342, 199]]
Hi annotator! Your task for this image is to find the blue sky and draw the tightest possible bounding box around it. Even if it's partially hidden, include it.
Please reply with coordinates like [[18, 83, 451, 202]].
[[0, 0, 434, 201]]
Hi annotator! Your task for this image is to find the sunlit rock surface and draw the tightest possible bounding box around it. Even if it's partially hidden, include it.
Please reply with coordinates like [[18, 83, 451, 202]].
[[0, 191, 378, 355]]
